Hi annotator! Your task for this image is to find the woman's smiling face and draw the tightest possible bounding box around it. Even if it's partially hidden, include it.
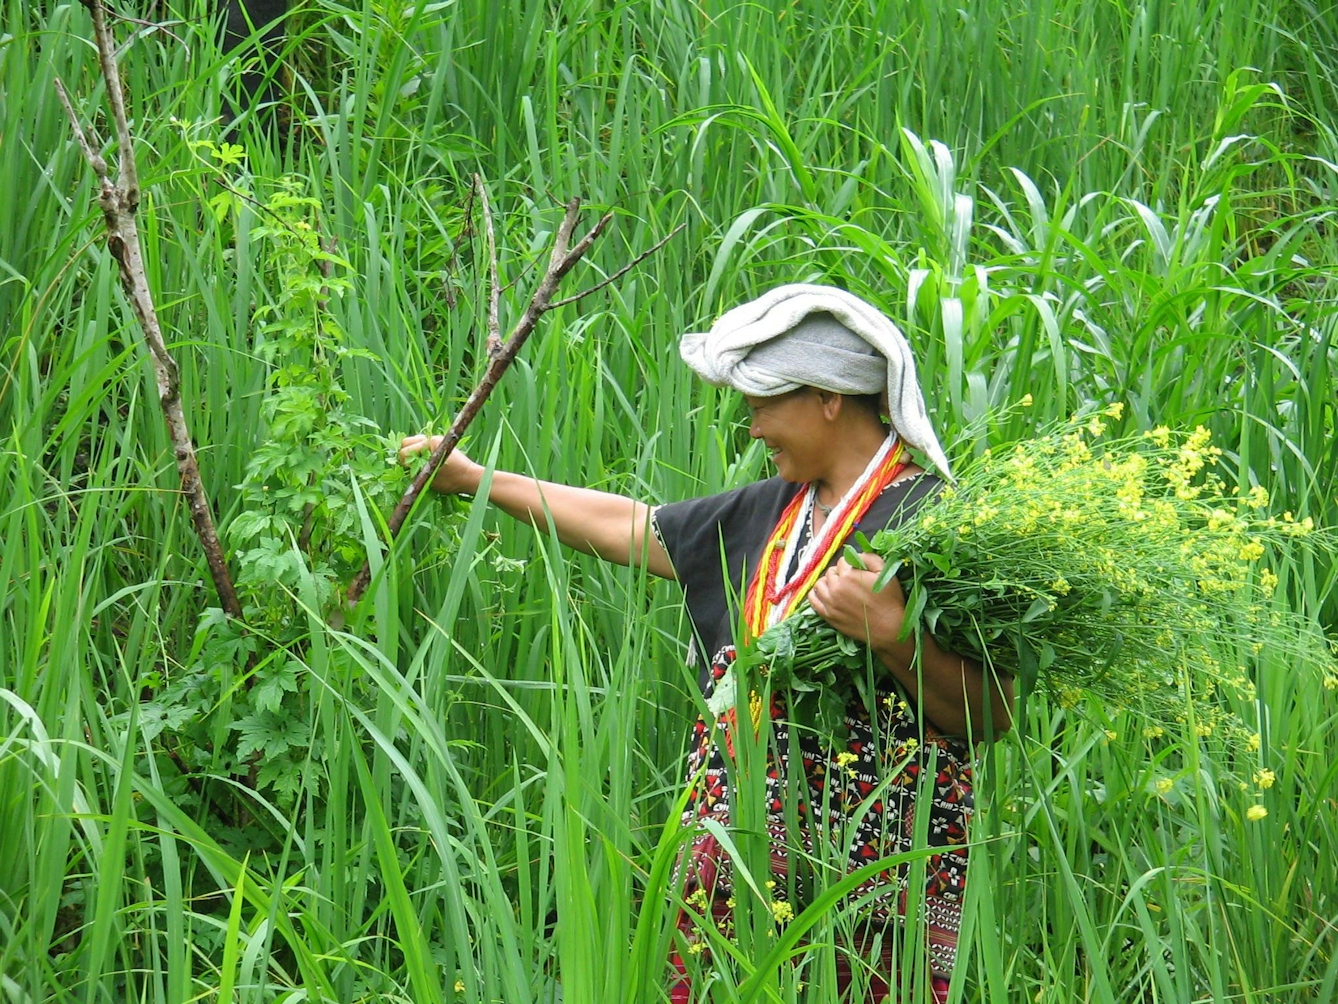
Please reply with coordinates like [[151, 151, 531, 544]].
[[744, 388, 833, 483]]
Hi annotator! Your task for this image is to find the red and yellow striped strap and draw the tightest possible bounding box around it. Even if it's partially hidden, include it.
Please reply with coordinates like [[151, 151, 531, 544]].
[[743, 442, 906, 638]]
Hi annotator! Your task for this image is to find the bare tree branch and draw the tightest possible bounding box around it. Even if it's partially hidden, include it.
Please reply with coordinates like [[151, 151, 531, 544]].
[[345, 199, 676, 607], [85, 0, 139, 204], [549, 197, 580, 267], [60, 0, 243, 620], [54, 78, 108, 181], [104, 8, 188, 50], [547, 222, 687, 310], [475, 174, 501, 357]]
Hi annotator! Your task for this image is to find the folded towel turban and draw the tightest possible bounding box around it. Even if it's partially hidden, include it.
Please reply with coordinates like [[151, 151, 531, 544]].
[[680, 283, 953, 481]]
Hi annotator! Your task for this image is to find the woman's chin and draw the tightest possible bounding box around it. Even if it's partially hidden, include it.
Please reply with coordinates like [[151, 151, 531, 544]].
[[769, 451, 810, 483]]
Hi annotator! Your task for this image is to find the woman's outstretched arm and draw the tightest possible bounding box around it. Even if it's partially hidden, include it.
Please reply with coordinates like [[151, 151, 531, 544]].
[[399, 436, 675, 579]]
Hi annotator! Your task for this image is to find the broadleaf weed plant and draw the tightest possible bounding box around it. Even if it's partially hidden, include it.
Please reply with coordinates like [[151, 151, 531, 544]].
[[145, 164, 421, 810]]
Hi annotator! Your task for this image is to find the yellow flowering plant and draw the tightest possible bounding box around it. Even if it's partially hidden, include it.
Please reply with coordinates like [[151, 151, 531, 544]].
[[748, 411, 1337, 745]]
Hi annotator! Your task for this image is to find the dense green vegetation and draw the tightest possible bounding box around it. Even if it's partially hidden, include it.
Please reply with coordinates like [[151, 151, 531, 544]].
[[2, 0, 1335, 1000]]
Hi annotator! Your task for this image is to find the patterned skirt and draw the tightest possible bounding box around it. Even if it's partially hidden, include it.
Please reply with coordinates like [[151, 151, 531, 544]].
[[675, 644, 974, 983], [669, 900, 951, 1003]]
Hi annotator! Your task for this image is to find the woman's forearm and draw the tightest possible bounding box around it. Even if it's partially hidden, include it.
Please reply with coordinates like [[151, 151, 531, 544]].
[[400, 437, 675, 578], [872, 632, 1014, 739], [478, 470, 674, 578]]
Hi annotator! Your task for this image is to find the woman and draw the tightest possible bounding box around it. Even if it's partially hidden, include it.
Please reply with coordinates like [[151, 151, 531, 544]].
[[401, 284, 1013, 1001]]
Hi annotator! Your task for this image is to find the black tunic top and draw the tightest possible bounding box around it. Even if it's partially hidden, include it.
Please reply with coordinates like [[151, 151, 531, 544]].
[[653, 473, 941, 690]]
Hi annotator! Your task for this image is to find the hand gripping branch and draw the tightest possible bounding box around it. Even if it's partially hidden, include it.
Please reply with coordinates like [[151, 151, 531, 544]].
[[345, 177, 683, 607]]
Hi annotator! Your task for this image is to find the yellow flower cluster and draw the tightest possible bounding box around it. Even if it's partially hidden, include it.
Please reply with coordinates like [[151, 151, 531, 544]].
[[854, 409, 1336, 756], [1158, 425, 1223, 501]]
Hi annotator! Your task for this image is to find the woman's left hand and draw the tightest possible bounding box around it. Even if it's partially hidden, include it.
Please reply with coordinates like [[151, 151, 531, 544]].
[[810, 553, 1015, 739], [807, 553, 905, 651]]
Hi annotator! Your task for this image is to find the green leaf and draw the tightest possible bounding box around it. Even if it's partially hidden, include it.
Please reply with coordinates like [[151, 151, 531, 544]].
[[133, 702, 199, 743], [253, 659, 301, 713], [1015, 639, 1040, 693], [925, 550, 955, 576], [924, 604, 943, 634], [232, 710, 311, 760], [226, 509, 273, 544], [873, 558, 903, 591], [1022, 595, 1053, 623], [256, 755, 306, 803], [207, 189, 237, 223], [1039, 642, 1057, 672], [199, 618, 256, 669], [816, 685, 847, 745], [898, 582, 929, 642], [212, 142, 246, 167]]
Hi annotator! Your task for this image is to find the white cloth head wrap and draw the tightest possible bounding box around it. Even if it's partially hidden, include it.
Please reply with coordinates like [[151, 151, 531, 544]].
[[680, 283, 953, 481]]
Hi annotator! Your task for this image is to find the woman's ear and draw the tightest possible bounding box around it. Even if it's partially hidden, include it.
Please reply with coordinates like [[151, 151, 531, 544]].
[[816, 389, 842, 420]]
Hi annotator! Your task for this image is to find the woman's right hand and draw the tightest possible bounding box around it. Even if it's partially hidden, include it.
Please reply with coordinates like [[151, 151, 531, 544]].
[[398, 435, 483, 495]]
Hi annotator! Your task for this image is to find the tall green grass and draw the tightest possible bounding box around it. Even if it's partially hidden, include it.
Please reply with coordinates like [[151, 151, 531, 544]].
[[1, 0, 1335, 1001]]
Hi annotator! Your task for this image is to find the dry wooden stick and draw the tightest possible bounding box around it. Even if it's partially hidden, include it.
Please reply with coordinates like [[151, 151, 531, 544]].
[[346, 194, 679, 607], [475, 174, 502, 356], [56, 0, 243, 620], [548, 222, 685, 309]]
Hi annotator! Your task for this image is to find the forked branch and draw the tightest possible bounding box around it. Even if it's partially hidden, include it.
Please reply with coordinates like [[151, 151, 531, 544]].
[[345, 195, 681, 607], [57, 0, 242, 619], [476, 175, 502, 356]]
